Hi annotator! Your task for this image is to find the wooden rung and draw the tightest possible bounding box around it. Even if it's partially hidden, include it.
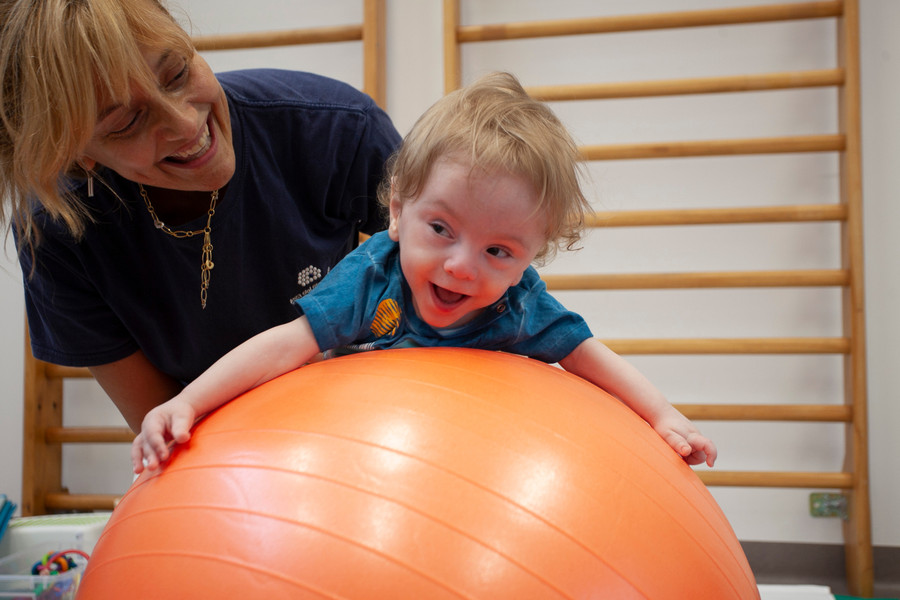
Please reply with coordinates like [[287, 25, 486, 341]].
[[543, 269, 849, 290], [45, 493, 119, 512], [586, 204, 847, 227], [698, 470, 852, 488], [193, 24, 362, 51], [45, 427, 135, 444], [580, 134, 844, 160], [456, 1, 842, 42], [527, 69, 844, 101], [45, 364, 92, 379], [676, 403, 852, 422], [603, 337, 850, 355]]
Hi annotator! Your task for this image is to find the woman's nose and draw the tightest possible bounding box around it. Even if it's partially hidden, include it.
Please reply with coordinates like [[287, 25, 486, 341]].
[[156, 98, 197, 141]]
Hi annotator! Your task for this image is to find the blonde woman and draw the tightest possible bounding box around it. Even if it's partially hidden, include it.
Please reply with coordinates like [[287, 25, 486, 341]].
[[0, 0, 400, 430]]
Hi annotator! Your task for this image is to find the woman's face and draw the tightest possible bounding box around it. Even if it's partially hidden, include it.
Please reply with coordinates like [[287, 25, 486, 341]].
[[82, 47, 234, 192]]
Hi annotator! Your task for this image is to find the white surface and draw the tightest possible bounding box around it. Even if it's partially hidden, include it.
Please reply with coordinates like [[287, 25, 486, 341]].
[[758, 585, 835, 600], [0, 513, 112, 556]]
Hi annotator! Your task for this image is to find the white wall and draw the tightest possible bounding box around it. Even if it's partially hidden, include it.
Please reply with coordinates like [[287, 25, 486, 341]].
[[0, 0, 896, 549]]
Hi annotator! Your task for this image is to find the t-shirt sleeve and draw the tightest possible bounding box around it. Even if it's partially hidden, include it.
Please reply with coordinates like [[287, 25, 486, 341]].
[[501, 268, 594, 364], [19, 225, 137, 366], [293, 87, 399, 241], [351, 104, 402, 236], [293, 241, 387, 351]]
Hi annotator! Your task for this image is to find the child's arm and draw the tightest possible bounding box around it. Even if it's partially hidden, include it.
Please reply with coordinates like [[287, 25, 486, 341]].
[[131, 316, 320, 474], [558, 338, 717, 467]]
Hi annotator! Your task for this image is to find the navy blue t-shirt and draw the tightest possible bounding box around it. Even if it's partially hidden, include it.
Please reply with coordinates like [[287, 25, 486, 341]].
[[20, 69, 401, 383]]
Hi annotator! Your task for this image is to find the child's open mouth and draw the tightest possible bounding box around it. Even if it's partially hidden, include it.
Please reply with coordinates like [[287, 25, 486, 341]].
[[432, 283, 469, 308]]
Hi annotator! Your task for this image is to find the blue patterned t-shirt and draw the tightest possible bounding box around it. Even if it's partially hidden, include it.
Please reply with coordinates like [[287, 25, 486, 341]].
[[295, 231, 593, 363]]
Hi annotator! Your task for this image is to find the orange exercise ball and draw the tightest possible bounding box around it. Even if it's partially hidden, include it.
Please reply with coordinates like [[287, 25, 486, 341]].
[[78, 348, 758, 599]]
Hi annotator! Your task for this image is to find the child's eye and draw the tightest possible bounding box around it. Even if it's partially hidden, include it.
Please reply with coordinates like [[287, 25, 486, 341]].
[[430, 223, 447, 236], [487, 246, 511, 258]]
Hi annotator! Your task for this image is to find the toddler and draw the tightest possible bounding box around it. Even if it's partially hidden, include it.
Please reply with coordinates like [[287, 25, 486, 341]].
[[133, 72, 716, 473]]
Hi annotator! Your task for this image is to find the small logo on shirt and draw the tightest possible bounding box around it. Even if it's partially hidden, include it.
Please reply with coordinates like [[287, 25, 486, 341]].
[[290, 265, 325, 303], [297, 265, 323, 287], [371, 298, 401, 337]]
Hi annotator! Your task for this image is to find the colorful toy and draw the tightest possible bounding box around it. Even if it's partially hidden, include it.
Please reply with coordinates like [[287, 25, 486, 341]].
[[30, 550, 88, 576], [21, 549, 89, 599], [78, 348, 759, 599]]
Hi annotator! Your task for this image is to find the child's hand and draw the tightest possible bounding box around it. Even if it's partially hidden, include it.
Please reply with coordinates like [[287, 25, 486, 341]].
[[650, 406, 718, 467], [131, 399, 196, 474]]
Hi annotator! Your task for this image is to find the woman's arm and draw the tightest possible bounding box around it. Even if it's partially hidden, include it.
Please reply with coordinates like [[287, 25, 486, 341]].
[[132, 316, 320, 473], [90, 351, 185, 433], [558, 338, 717, 467]]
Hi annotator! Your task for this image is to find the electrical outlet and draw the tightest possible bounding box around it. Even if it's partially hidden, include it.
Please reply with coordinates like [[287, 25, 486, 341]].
[[809, 492, 848, 518]]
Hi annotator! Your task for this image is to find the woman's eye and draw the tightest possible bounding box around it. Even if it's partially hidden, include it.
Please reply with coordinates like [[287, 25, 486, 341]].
[[166, 62, 189, 90], [109, 112, 141, 137], [487, 247, 511, 258]]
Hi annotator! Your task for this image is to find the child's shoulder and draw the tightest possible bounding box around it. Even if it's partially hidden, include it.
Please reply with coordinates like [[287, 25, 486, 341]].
[[501, 265, 548, 309], [515, 265, 545, 290], [357, 230, 398, 261]]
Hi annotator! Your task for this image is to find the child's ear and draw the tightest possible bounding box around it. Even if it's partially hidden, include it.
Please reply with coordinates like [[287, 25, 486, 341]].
[[388, 180, 402, 242]]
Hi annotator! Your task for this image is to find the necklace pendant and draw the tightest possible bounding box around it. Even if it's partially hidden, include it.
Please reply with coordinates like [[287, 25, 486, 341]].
[[140, 183, 218, 309]]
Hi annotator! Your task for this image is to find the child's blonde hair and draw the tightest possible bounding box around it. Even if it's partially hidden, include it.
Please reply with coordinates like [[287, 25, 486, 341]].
[[0, 0, 195, 246], [380, 71, 590, 264]]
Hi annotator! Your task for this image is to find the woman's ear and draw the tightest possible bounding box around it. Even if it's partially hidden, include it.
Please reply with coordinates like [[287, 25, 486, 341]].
[[79, 158, 97, 172], [388, 180, 402, 242]]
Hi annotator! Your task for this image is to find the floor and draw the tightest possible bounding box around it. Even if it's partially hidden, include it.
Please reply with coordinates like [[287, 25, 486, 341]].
[[744, 542, 900, 600]]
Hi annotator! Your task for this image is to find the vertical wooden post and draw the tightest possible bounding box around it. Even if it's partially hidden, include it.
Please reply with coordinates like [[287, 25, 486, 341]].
[[21, 323, 64, 516], [443, 0, 461, 93], [362, 0, 386, 109], [836, 0, 873, 596]]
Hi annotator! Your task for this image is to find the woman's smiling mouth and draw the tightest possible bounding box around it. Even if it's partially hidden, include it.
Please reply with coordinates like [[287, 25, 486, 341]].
[[166, 122, 211, 164]]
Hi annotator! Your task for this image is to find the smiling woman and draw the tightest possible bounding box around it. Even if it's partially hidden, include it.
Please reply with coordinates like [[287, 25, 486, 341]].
[[85, 47, 235, 196], [0, 0, 198, 237], [0, 0, 401, 431]]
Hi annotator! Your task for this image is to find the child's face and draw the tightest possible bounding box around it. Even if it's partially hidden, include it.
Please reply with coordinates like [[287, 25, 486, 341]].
[[388, 157, 546, 329]]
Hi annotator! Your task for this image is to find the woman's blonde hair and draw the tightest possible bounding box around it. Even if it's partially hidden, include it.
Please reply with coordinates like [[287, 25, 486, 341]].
[[0, 0, 194, 246], [380, 71, 591, 264]]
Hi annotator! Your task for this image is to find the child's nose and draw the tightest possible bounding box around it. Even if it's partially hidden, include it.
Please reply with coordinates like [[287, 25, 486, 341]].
[[444, 247, 477, 280]]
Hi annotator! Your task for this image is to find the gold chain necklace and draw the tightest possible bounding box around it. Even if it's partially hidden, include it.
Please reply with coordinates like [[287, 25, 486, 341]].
[[139, 184, 219, 310]]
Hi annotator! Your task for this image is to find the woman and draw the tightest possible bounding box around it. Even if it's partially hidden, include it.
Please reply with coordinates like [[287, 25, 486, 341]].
[[0, 0, 401, 431]]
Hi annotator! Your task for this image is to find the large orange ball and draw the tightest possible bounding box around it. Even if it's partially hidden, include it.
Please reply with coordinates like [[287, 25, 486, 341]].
[[78, 348, 758, 599]]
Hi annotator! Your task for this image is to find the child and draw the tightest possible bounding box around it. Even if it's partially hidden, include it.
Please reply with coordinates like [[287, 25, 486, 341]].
[[132, 72, 716, 474]]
